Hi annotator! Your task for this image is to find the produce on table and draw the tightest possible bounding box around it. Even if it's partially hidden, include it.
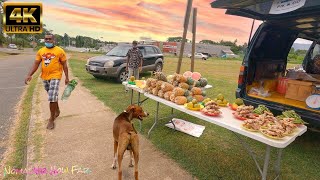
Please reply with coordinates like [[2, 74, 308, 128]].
[[175, 96, 188, 105], [179, 82, 189, 89], [201, 101, 221, 116], [173, 87, 185, 96], [191, 87, 202, 95], [235, 98, 244, 106], [130, 76, 135, 82], [153, 72, 167, 82], [170, 94, 176, 102], [191, 72, 202, 81], [152, 88, 159, 96], [161, 82, 174, 92], [253, 105, 270, 115], [158, 90, 165, 98], [150, 79, 157, 88], [184, 90, 191, 97], [201, 91, 207, 97], [186, 77, 195, 85], [256, 111, 276, 128], [234, 105, 255, 119], [242, 119, 260, 131], [214, 93, 229, 107], [195, 81, 201, 87], [260, 124, 285, 139], [183, 71, 193, 78], [156, 81, 164, 90], [135, 80, 146, 89], [164, 91, 173, 101], [279, 118, 297, 135], [277, 110, 308, 125], [166, 75, 174, 83], [199, 78, 208, 87], [176, 74, 187, 83], [193, 95, 205, 102], [187, 96, 193, 102], [203, 98, 211, 104], [185, 99, 203, 110]]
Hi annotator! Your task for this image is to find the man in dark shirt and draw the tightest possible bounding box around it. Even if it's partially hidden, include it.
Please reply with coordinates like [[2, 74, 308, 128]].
[[126, 40, 143, 80]]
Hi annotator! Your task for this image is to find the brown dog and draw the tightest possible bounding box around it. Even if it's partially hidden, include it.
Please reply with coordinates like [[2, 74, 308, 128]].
[[112, 105, 149, 180]]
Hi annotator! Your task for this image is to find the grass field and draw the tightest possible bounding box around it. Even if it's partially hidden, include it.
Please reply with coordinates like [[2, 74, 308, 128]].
[[69, 52, 320, 180]]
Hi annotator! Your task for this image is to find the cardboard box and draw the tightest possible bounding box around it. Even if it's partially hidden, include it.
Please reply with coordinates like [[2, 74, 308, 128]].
[[285, 80, 314, 101]]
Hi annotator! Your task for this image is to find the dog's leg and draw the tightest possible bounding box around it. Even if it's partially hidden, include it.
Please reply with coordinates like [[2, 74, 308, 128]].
[[129, 150, 134, 167], [111, 140, 118, 169], [131, 134, 140, 180], [118, 134, 130, 180]]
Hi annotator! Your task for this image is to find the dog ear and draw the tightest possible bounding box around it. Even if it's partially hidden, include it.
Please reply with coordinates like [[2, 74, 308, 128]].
[[126, 105, 135, 112], [126, 105, 135, 120]]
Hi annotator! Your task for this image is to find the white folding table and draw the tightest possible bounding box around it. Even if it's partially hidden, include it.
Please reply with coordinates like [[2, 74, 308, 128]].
[[144, 93, 307, 180]]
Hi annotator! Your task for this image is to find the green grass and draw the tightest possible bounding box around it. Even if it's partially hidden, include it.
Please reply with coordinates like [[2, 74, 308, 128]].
[[3, 71, 40, 180], [69, 53, 320, 180]]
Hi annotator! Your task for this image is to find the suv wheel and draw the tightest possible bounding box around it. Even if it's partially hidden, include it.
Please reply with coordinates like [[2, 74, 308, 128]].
[[155, 63, 163, 72], [117, 68, 128, 82], [202, 57, 206, 60]]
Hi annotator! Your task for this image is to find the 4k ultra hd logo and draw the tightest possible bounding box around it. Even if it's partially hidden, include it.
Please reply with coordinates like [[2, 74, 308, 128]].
[[3, 2, 43, 33]]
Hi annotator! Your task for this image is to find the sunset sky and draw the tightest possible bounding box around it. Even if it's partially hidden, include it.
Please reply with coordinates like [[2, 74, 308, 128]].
[[9, 0, 261, 45]]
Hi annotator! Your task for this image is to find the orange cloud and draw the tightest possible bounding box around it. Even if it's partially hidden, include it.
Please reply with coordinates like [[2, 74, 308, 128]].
[[42, 0, 259, 44]]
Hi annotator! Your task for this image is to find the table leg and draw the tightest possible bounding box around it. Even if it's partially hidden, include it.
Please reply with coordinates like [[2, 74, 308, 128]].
[[138, 92, 141, 105], [148, 101, 159, 138], [137, 92, 142, 131], [130, 89, 134, 105], [170, 108, 176, 130], [274, 148, 283, 180], [262, 145, 271, 180]]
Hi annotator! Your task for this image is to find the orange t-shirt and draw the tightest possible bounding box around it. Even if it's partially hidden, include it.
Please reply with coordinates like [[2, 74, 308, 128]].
[[36, 46, 67, 80]]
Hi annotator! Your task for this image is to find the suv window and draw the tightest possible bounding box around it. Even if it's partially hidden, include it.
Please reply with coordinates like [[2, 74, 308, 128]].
[[312, 44, 320, 59], [145, 46, 155, 55], [153, 47, 159, 54]]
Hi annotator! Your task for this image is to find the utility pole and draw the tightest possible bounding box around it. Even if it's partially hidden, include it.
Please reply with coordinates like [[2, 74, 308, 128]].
[[176, 0, 193, 74], [191, 8, 197, 72]]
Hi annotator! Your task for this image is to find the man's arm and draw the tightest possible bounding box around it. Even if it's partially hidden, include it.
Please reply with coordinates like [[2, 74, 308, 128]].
[[61, 61, 69, 85], [25, 60, 41, 85]]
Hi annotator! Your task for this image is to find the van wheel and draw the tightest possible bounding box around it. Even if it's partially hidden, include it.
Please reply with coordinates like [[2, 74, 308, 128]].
[[117, 68, 128, 82], [155, 63, 163, 72]]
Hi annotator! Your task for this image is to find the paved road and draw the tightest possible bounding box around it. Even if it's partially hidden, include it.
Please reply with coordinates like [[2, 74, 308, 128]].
[[0, 51, 35, 162]]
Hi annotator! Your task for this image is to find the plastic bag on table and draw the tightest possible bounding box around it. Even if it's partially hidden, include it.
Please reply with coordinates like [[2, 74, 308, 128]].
[[61, 79, 78, 100], [248, 87, 271, 97]]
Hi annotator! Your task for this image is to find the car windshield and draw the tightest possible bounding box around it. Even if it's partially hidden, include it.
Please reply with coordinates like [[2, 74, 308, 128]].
[[106, 46, 131, 57]]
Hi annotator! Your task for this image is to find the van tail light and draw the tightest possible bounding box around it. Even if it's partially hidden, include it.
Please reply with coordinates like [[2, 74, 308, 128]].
[[238, 66, 246, 86]]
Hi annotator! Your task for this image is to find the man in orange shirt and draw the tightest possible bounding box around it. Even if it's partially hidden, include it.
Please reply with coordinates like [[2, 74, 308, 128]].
[[25, 33, 69, 129]]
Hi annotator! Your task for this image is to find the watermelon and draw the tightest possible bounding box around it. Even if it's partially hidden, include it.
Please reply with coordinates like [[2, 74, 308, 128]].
[[188, 85, 193, 90], [183, 71, 193, 78], [195, 81, 201, 87], [184, 90, 191, 97], [202, 91, 206, 97], [187, 96, 193, 102], [186, 77, 195, 85], [199, 78, 208, 87], [191, 72, 201, 81]]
